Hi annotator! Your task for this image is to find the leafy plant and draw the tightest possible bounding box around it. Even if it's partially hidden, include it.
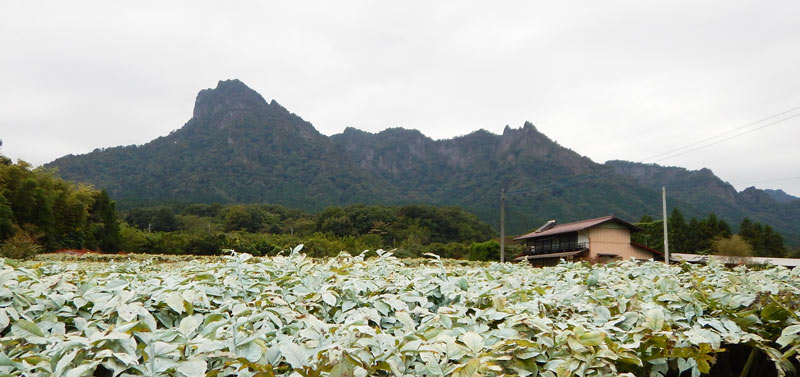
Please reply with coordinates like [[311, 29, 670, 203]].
[[2, 250, 800, 376]]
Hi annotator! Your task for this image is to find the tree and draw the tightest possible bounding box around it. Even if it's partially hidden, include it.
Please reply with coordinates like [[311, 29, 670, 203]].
[[693, 213, 731, 253], [739, 218, 786, 257], [468, 240, 500, 261], [150, 208, 179, 232], [316, 207, 355, 237], [668, 208, 688, 252], [0, 193, 13, 241], [0, 157, 121, 253], [89, 190, 120, 252], [221, 205, 255, 232]]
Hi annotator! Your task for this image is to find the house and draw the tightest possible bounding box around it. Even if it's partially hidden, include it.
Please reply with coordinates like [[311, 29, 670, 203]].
[[513, 215, 662, 266]]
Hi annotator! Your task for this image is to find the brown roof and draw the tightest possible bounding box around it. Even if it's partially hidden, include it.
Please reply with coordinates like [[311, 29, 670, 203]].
[[631, 241, 664, 257], [514, 215, 640, 240]]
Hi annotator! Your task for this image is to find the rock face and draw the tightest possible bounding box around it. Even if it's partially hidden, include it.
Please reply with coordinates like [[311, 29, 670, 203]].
[[46, 80, 800, 242]]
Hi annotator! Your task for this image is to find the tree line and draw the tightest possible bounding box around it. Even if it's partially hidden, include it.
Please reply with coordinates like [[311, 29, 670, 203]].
[[632, 208, 788, 257], [117, 202, 501, 259], [0, 149, 503, 260], [0, 155, 119, 258]]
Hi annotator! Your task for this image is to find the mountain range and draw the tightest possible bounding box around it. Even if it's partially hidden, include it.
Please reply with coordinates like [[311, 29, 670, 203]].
[[46, 80, 800, 245]]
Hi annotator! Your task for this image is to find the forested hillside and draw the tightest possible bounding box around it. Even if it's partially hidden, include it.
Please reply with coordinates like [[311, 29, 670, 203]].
[[46, 80, 800, 244], [0, 153, 119, 257]]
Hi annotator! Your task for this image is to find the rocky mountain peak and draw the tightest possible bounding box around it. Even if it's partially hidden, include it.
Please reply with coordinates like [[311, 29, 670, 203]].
[[192, 79, 268, 119]]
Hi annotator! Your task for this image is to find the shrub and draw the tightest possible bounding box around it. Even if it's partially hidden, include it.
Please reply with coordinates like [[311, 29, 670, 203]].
[[0, 230, 43, 259], [712, 235, 754, 264], [468, 240, 500, 261]]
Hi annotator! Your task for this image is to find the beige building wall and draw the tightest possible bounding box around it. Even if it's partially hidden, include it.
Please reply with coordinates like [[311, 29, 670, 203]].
[[588, 223, 653, 260]]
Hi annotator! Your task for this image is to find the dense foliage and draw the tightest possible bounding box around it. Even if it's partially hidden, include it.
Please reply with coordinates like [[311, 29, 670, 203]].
[[632, 209, 787, 257], [117, 203, 502, 260], [0, 155, 119, 255], [3, 251, 800, 376]]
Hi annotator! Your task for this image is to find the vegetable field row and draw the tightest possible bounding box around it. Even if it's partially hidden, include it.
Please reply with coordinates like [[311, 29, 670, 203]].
[[2, 247, 800, 376]]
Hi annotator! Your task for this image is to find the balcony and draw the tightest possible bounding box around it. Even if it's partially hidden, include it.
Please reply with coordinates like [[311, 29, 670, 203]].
[[525, 241, 588, 255]]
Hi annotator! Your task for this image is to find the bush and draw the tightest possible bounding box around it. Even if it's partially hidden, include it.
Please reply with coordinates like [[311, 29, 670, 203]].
[[712, 235, 754, 264], [0, 230, 43, 259], [468, 240, 500, 261]]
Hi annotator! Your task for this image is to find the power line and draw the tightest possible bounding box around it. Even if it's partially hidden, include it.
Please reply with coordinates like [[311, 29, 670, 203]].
[[651, 112, 800, 163], [497, 104, 800, 246], [504, 104, 800, 198], [641, 105, 800, 162]]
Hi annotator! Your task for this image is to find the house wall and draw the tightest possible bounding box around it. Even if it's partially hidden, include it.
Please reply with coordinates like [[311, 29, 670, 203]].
[[577, 230, 589, 245], [588, 224, 653, 260]]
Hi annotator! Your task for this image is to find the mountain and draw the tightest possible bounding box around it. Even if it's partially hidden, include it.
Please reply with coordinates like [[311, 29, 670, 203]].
[[46, 80, 800, 244], [605, 161, 800, 244], [763, 189, 800, 204], [48, 80, 395, 209]]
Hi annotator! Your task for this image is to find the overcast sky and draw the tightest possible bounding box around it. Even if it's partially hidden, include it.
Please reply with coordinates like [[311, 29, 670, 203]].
[[2, 1, 799, 196]]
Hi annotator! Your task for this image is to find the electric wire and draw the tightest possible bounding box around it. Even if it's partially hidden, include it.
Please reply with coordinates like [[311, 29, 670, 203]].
[[501, 104, 800, 198], [641, 105, 800, 162], [651, 112, 800, 163]]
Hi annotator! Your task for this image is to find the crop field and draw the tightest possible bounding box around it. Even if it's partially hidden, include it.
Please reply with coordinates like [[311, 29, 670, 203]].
[[3, 248, 800, 377]]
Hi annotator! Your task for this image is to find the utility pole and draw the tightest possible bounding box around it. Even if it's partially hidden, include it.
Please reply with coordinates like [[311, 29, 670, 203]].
[[500, 189, 505, 263], [662, 186, 669, 264]]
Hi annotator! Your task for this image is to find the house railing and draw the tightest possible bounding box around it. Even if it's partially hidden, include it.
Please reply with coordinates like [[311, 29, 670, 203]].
[[526, 241, 588, 255]]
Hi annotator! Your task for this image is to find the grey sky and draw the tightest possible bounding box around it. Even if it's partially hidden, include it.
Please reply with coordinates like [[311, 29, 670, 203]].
[[2, 1, 799, 196]]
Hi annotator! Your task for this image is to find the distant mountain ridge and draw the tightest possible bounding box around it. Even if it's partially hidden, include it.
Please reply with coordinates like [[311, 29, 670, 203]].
[[46, 80, 800, 244], [763, 189, 800, 204]]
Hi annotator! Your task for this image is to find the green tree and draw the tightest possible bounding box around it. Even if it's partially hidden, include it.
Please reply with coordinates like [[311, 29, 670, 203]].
[[221, 205, 255, 232], [0, 193, 13, 241], [740, 218, 786, 257], [316, 207, 355, 237], [468, 240, 500, 261], [668, 208, 688, 252], [0, 157, 122, 253], [150, 208, 179, 232], [89, 190, 120, 252]]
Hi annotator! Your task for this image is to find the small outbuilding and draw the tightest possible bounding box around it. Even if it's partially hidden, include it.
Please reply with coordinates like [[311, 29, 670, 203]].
[[513, 215, 662, 266]]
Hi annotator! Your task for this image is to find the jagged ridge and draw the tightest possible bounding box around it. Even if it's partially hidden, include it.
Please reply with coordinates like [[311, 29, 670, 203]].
[[46, 80, 800, 243]]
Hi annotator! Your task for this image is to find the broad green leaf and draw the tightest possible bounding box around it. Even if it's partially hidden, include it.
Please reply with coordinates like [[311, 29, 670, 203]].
[[322, 291, 337, 306], [117, 303, 138, 322], [65, 361, 101, 377], [461, 332, 483, 354], [13, 319, 43, 337], [164, 292, 185, 314], [643, 308, 665, 331], [330, 354, 355, 377], [179, 314, 202, 336], [177, 359, 207, 377], [578, 331, 605, 347], [777, 324, 800, 347], [0, 309, 8, 332], [280, 343, 310, 370]]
